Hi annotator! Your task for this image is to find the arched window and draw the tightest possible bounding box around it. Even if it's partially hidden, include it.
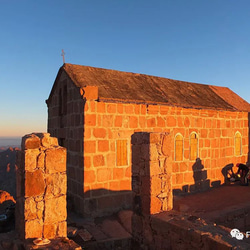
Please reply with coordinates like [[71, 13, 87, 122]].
[[235, 131, 242, 156], [190, 132, 198, 161], [175, 133, 183, 161]]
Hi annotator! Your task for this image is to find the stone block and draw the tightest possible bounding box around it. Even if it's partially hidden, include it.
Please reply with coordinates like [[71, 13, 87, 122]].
[[37, 152, 45, 169], [45, 173, 67, 198], [93, 128, 106, 138], [24, 197, 38, 220], [150, 196, 162, 214], [25, 219, 43, 239], [82, 86, 98, 100], [35, 133, 51, 147], [57, 221, 67, 237], [147, 117, 156, 127], [50, 136, 58, 146], [43, 223, 57, 239], [25, 170, 45, 197], [37, 200, 44, 220], [25, 149, 40, 172], [22, 134, 41, 150], [85, 114, 96, 126], [162, 134, 172, 157], [44, 196, 67, 223], [149, 133, 161, 143], [45, 147, 66, 174]]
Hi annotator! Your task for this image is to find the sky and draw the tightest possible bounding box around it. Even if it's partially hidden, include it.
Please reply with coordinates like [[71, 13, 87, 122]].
[[0, 0, 250, 137]]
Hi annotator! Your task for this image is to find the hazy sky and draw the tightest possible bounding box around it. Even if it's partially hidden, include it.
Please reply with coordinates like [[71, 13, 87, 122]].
[[1, 0, 250, 137]]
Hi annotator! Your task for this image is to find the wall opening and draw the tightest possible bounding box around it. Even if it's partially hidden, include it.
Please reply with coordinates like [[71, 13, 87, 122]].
[[174, 133, 183, 161], [190, 132, 198, 161], [235, 131, 242, 156]]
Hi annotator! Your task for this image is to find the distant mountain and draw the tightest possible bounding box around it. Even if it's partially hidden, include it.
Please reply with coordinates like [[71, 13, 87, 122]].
[[0, 147, 20, 198], [0, 137, 21, 150], [0, 146, 20, 152]]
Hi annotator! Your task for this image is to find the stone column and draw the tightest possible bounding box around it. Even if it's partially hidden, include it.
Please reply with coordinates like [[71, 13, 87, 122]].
[[16, 133, 67, 240], [132, 132, 172, 215], [131, 132, 172, 246]]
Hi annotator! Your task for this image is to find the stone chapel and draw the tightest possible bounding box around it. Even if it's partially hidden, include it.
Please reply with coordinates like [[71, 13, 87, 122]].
[[46, 63, 250, 217]]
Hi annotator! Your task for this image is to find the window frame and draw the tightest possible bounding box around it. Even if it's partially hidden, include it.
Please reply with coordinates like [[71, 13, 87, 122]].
[[189, 132, 199, 161], [234, 131, 242, 156], [174, 133, 184, 162]]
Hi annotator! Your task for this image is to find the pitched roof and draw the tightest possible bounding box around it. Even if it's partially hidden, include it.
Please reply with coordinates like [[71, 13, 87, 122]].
[[49, 63, 250, 112]]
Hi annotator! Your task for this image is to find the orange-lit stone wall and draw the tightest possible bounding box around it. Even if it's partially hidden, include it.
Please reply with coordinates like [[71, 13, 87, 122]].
[[131, 132, 172, 245], [47, 71, 85, 214], [83, 99, 249, 215], [16, 133, 67, 239], [131, 132, 173, 215], [47, 74, 249, 217]]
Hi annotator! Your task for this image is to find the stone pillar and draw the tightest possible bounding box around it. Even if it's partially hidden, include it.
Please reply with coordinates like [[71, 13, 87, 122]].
[[16, 133, 67, 240], [132, 132, 172, 216], [131, 132, 172, 246]]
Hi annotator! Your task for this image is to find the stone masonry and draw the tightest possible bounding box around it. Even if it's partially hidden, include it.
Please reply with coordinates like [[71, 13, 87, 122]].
[[47, 64, 250, 217], [16, 133, 67, 239], [132, 132, 173, 245], [132, 132, 173, 215]]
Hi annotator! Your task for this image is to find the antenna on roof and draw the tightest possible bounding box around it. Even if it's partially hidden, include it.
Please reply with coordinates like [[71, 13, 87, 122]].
[[61, 49, 65, 64]]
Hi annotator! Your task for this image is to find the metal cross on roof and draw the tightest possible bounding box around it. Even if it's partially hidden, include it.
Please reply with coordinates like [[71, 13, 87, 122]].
[[61, 49, 65, 64]]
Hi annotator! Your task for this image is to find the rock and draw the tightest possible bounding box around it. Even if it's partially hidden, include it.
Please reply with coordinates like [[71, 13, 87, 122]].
[[0, 190, 16, 215], [0, 190, 15, 204]]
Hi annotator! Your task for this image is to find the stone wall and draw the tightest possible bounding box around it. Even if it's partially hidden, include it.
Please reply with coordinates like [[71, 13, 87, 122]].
[[16, 133, 67, 239], [83, 99, 249, 215], [215, 205, 250, 232], [131, 132, 172, 216], [131, 132, 173, 246], [47, 70, 85, 215], [146, 211, 250, 250], [47, 72, 250, 217]]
